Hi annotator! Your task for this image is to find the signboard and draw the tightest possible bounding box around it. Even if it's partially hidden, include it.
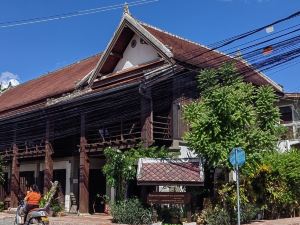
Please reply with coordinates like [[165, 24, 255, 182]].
[[229, 147, 246, 167], [147, 192, 191, 205], [229, 147, 246, 225]]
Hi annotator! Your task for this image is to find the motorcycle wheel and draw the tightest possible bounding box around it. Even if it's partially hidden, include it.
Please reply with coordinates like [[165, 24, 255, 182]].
[[28, 218, 46, 225]]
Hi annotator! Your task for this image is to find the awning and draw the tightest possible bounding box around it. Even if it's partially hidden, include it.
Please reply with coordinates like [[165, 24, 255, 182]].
[[137, 158, 204, 186]]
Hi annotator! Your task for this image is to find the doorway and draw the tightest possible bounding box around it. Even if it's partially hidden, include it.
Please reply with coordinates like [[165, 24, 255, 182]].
[[53, 169, 66, 195], [89, 169, 106, 214], [20, 171, 35, 195]]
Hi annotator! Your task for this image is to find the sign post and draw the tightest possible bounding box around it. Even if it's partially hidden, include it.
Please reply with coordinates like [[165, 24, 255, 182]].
[[229, 147, 246, 225]]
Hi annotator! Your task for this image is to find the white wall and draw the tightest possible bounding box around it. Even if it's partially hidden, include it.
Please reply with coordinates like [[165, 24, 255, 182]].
[[113, 34, 160, 72], [179, 145, 197, 158]]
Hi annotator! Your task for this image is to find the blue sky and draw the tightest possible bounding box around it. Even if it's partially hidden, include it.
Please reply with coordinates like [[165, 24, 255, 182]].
[[0, 0, 300, 92]]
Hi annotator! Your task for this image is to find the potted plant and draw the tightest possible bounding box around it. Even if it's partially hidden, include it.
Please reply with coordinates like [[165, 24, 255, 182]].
[[93, 194, 110, 214], [169, 207, 181, 224]]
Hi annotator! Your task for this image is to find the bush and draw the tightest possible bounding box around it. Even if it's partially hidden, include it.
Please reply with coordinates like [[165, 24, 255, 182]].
[[201, 206, 230, 225], [0, 201, 4, 212], [110, 198, 152, 225], [240, 204, 258, 223]]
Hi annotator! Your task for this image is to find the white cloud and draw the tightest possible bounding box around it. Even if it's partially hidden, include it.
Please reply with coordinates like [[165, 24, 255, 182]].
[[0, 71, 20, 89]]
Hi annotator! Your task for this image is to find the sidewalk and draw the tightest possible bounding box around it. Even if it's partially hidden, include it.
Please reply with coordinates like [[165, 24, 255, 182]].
[[49, 214, 115, 225], [245, 217, 300, 225], [0, 212, 116, 225]]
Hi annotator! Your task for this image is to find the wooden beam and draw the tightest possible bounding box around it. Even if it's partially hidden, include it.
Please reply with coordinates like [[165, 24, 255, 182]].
[[10, 143, 20, 207], [140, 88, 153, 146], [44, 120, 53, 193], [109, 51, 123, 59], [79, 113, 90, 213]]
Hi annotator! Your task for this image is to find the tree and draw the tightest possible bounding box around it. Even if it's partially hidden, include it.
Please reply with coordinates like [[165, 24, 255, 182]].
[[103, 144, 168, 200], [183, 63, 284, 170]]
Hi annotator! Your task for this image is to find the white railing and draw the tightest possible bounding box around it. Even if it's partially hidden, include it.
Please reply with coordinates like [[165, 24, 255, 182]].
[[282, 121, 300, 140]]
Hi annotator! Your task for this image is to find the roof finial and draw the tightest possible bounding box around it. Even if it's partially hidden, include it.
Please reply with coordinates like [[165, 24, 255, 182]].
[[236, 49, 243, 59], [124, 2, 130, 15]]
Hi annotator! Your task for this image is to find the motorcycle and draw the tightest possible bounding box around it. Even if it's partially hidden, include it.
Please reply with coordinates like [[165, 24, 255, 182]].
[[14, 181, 59, 225]]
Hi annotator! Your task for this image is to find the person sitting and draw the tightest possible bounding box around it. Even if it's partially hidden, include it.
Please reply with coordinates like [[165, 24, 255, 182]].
[[24, 184, 41, 221]]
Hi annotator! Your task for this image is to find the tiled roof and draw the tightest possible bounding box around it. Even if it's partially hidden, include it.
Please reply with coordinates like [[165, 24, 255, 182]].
[[0, 15, 282, 117], [0, 54, 100, 115], [137, 158, 204, 185], [142, 24, 282, 92]]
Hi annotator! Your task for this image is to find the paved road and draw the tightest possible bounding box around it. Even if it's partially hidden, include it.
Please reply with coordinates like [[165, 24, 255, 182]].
[[0, 213, 116, 225], [0, 217, 14, 225], [0, 214, 298, 225]]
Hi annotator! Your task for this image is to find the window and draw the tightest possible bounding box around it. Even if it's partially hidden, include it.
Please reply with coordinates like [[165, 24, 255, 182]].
[[279, 106, 293, 123]]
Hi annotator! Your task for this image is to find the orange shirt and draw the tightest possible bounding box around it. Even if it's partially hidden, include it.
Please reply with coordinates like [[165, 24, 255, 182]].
[[25, 191, 41, 205]]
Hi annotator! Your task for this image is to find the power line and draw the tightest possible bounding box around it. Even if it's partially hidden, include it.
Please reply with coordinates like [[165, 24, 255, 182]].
[[1, 10, 300, 147], [0, 0, 159, 29], [175, 10, 300, 63]]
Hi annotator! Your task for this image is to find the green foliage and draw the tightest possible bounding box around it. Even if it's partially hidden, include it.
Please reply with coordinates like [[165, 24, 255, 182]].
[[110, 198, 152, 225], [217, 183, 258, 223], [39, 182, 62, 214], [103, 144, 168, 199], [0, 156, 5, 185], [239, 204, 258, 223], [39, 191, 51, 208], [0, 201, 4, 212], [158, 206, 183, 224], [183, 63, 283, 169], [251, 150, 300, 217], [51, 201, 63, 215], [200, 206, 231, 225]]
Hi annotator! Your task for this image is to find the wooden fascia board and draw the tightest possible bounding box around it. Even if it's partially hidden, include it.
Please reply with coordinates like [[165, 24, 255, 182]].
[[87, 13, 174, 87]]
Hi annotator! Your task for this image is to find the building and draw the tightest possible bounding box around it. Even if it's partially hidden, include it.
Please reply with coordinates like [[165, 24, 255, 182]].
[[0, 10, 283, 213], [278, 93, 300, 151]]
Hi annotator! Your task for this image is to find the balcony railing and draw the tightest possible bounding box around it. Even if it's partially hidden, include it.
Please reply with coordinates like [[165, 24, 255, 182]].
[[153, 115, 172, 140], [85, 119, 142, 153], [282, 121, 300, 140]]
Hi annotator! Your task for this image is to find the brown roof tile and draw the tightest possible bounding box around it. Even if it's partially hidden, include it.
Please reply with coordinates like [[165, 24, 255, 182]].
[[142, 24, 282, 92], [0, 54, 100, 115], [137, 158, 204, 185], [0, 19, 282, 117]]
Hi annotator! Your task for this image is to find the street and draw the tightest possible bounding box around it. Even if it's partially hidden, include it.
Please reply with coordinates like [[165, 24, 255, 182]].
[[0, 213, 115, 225]]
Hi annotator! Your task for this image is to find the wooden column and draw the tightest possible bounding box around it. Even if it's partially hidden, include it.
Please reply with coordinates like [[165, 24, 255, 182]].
[[79, 113, 89, 213], [10, 143, 20, 207], [172, 78, 181, 140], [141, 89, 153, 146], [44, 120, 53, 193]]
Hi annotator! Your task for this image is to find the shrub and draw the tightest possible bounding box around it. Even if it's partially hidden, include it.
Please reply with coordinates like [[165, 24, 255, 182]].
[[0, 201, 4, 212], [240, 204, 258, 223], [110, 198, 152, 225], [200, 206, 230, 225]]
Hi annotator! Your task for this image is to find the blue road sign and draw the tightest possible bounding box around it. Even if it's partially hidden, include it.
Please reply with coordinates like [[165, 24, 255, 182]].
[[229, 147, 246, 167], [229, 147, 246, 225]]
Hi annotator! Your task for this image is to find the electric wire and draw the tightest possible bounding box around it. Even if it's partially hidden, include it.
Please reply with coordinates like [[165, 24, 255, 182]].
[[0, 0, 159, 29], [1, 11, 300, 148]]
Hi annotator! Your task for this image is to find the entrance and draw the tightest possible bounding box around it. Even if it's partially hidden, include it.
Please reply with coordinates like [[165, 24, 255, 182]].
[[89, 169, 106, 214], [53, 169, 66, 195], [20, 171, 35, 195], [53, 169, 66, 208]]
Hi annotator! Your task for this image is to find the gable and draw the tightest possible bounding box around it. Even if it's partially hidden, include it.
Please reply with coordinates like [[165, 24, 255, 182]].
[[113, 34, 161, 72], [86, 13, 173, 86]]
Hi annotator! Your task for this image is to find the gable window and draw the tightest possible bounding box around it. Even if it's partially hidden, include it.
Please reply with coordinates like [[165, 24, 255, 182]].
[[279, 106, 293, 123]]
